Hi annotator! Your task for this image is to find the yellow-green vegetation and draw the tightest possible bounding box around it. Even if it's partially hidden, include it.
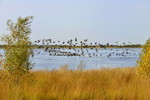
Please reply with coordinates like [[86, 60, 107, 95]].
[[137, 38, 150, 77], [1, 16, 33, 82], [0, 68, 149, 100]]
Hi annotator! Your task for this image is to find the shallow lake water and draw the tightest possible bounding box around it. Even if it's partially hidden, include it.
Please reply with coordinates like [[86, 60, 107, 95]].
[[33, 48, 141, 70], [0, 48, 141, 70]]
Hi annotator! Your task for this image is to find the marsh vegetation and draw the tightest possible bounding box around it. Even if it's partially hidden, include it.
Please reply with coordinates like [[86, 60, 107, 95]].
[[0, 68, 150, 100], [0, 16, 150, 100]]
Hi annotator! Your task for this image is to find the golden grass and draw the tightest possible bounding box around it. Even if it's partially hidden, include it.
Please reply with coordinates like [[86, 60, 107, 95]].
[[0, 67, 150, 100]]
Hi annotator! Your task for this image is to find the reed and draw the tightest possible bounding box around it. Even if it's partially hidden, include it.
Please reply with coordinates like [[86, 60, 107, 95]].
[[0, 67, 149, 100]]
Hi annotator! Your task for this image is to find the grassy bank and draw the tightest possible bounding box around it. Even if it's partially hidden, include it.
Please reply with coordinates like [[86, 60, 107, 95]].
[[0, 67, 150, 100]]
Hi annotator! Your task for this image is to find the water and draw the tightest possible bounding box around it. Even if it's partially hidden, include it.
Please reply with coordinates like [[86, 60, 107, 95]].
[[33, 48, 141, 70], [0, 48, 141, 70]]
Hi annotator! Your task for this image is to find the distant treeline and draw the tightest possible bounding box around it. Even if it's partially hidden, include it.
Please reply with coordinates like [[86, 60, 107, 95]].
[[0, 44, 142, 49], [27, 44, 142, 49]]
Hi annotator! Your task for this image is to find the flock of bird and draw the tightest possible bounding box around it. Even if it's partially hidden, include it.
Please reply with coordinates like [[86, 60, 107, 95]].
[[33, 38, 138, 58]]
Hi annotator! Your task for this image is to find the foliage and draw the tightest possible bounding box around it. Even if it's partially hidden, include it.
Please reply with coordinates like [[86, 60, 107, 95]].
[[137, 38, 150, 77], [1, 16, 34, 79]]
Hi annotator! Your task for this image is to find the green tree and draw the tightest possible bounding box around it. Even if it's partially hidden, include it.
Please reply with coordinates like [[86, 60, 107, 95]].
[[1, 16, 34, 78], [137, 38, 150, 77]]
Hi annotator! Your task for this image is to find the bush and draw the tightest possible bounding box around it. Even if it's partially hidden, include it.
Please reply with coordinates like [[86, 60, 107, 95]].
[[137, 38, 150, 77], [1, 16, 34, 79]]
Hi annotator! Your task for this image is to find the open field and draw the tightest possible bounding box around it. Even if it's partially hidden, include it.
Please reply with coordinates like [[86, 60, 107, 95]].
[[0, 67, 150, 100]]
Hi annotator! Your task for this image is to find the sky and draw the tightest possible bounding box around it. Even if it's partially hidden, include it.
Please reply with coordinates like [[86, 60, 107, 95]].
[[0, 0, 150, 44]]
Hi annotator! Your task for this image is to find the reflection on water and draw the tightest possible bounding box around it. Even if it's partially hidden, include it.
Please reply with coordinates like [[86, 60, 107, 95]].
[[0, 48, 141, 70]]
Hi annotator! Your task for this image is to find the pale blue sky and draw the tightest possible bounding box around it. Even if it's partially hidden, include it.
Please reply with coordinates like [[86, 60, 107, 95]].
[[0, 0, 150, 44]]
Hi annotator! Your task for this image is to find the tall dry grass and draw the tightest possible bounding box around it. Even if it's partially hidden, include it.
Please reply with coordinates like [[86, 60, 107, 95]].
[[0, 67, 149, 100]]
